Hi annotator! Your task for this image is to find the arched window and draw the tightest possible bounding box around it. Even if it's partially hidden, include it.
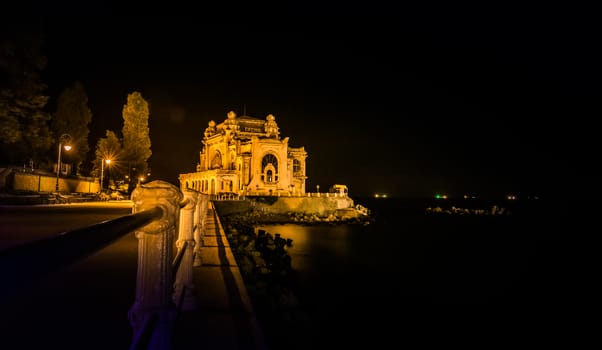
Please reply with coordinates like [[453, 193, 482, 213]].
[[261, 153, 278, 183], [261, 153, 278, 172], [293, 159, 301, 174]]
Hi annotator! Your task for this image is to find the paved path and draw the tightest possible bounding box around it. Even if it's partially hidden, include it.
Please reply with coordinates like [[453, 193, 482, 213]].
[[173, 201, 267, 350]]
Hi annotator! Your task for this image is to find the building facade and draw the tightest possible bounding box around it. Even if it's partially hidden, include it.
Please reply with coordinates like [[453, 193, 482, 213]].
[[179, 111, 308, 196]]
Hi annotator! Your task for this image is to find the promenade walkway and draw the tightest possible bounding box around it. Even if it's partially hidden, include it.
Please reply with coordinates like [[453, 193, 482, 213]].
[[173, 201, 267, 350]]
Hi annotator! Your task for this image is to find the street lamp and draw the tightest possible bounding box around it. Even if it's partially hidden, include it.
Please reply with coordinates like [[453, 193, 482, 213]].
[[99, 158, 112, 193], [55, 134, 73, 192]]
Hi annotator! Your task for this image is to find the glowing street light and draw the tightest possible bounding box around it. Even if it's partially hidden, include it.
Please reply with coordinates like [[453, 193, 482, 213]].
[[99, 158, 112, 193], [55, 134, 73, 192]]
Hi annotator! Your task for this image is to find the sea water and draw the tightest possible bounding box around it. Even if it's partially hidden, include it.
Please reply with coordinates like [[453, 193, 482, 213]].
[[255, 197, 575, 348]]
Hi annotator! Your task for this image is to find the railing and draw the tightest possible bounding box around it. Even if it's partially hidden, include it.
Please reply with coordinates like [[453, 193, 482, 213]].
[[0, 180, 209, 350], [127, 181, 209, 350], [305, 192, 348, 198], [211, 193, 244, 201], [209, 191, 348, 199]]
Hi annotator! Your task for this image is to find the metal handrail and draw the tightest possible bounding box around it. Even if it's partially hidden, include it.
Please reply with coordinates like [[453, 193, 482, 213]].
[[0, 206, 163, 298]]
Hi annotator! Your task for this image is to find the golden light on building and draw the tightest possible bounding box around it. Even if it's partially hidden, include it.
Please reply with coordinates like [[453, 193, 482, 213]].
[[179, 111, 308, 196]]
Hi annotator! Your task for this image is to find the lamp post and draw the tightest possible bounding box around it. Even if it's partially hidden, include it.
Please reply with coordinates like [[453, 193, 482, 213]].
[[99, 158, 112, 193], [55, 134, 73, 192]]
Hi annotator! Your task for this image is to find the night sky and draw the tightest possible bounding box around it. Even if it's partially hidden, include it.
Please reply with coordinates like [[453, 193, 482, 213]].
[[7, 3, 600, 199]]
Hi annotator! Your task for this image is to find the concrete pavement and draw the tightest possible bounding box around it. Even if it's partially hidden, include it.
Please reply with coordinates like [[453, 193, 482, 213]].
[[173, 201, 268, 350]]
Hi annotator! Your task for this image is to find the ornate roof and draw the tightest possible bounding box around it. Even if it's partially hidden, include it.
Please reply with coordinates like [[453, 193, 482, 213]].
[[203, 111, 280, 140]]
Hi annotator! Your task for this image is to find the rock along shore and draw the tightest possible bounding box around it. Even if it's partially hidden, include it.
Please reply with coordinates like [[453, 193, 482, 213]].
[[215, 203, 373, 349]]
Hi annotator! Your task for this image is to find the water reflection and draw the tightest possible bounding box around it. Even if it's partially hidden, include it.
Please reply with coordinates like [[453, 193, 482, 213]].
[[256, 224, 353, 272]]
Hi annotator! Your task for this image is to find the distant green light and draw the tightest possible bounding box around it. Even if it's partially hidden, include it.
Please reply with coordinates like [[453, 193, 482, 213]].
[[435, 194, 442, 199]]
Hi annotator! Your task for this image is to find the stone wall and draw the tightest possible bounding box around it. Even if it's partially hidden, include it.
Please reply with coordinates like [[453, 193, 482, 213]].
[[215, 196, 355, 216], [213, 200, 253, 216], [8, 172, 99, 193]]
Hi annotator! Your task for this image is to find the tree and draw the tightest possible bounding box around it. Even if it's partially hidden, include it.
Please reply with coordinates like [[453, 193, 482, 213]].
[[93, 130, 123, 189], [0, 25, 52, 166], [121, 91, 152, 193], [51, 81, 92, 175]]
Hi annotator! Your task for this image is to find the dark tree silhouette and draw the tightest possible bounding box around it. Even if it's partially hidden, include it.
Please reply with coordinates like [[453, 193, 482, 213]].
[[121, 91, 152, 193], [93, 130, 123, 191], [0, 23, 52, 167], [51, 81, 92, 175]]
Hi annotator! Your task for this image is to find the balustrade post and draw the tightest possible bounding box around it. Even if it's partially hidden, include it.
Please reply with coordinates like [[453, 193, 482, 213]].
[[128, 180, 183, 350], [193, 194, 208, 267], [173, 190, 199, 311]]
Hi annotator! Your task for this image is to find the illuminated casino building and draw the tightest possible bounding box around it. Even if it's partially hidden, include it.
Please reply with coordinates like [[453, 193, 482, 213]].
[[179, 111, 308, 196]]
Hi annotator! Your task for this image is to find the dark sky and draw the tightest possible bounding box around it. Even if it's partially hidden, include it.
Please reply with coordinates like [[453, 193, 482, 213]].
[[8, 3, 601, 199]]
